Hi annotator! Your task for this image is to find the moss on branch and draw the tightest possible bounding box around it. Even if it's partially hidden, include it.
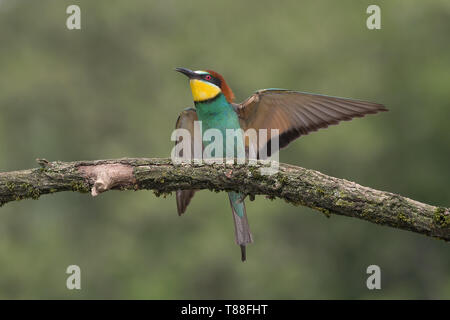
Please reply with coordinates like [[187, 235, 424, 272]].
[[0, 157, 449, 241]]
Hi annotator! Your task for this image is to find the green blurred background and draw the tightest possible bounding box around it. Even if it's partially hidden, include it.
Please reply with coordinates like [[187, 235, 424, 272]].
[[0, 0, 449, 299]]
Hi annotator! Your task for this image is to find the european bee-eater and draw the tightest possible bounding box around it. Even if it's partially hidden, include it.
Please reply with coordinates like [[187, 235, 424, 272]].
[[175, 67, 387, 261]]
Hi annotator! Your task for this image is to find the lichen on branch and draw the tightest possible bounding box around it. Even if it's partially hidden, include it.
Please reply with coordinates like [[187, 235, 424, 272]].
[[0, 157, 449, 241]]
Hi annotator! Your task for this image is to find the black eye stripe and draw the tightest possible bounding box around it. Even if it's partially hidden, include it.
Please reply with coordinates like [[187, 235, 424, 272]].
[[203, 75, 221, 87]]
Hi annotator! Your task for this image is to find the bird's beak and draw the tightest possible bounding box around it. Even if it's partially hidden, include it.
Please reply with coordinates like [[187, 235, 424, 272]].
[[175, 67, 198, 79]]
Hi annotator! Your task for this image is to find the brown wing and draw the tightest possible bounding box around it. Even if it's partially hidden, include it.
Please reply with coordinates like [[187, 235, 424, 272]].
[[234, 89, 387, 156], [174, 108, 200, 215]]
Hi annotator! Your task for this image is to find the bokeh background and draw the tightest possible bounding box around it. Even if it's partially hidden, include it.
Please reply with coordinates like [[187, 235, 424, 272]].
[[0, 0, 449, 299]]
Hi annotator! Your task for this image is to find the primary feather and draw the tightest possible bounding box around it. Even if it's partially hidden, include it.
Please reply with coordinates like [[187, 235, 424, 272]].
[[234, 89, 387, 156]]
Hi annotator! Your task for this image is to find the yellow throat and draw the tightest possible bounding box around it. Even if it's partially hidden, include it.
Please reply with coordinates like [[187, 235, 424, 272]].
[[189, 79, 221, 102]]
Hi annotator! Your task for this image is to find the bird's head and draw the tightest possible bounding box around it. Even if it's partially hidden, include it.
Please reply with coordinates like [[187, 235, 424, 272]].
[[175, 67, 235, 104]]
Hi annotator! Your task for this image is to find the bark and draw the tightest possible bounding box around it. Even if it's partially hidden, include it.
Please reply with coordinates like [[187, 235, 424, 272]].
[[0, 157, 449, 241]]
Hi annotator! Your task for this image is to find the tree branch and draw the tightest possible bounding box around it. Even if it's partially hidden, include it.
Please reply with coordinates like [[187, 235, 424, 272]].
[[0, 158, 449, 241]]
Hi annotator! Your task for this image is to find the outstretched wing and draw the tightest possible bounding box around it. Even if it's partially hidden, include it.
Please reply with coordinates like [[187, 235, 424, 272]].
[[174, 108, 200, 215], [234, 89, 387, 156]]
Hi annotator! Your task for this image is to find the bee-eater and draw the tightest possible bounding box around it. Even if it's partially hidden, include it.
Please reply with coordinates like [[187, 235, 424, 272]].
[[175, 67, 387, 261]]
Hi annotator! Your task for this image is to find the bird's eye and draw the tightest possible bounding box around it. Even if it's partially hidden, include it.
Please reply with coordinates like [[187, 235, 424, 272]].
[[205, 75, 212, 81]]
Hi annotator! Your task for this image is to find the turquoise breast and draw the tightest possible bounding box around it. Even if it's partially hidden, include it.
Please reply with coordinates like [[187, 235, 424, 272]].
[[195, 94, 244, 157]]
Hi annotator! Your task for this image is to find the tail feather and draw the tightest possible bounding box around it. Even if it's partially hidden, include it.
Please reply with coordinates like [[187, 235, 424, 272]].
[[240, 245, 246, 262], [228, 192, 253, 261]]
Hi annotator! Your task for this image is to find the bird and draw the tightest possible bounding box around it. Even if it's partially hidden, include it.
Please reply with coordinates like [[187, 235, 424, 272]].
[[174, 67, 387, 261]]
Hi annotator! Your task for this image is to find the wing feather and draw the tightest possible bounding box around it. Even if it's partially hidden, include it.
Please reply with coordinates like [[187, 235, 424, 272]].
[[234, 89, 387, 156], [174, 108, 200, 215]]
